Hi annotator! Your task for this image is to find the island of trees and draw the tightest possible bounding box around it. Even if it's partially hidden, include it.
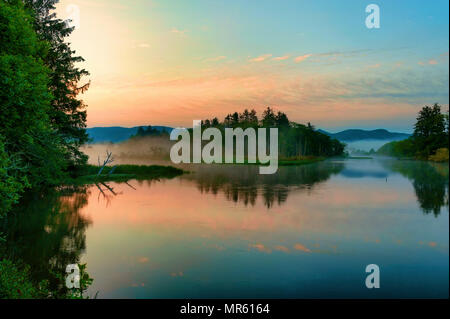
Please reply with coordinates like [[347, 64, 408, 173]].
[[378, 103, 449, 162], [126, 108, 346, 163], [200, 107, 345, 159]]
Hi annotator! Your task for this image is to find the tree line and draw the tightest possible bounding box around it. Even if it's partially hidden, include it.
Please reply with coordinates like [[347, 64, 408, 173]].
[[377, 103, 449, 161], [201, 107, 345, 158], [0, 0, 88, 215]]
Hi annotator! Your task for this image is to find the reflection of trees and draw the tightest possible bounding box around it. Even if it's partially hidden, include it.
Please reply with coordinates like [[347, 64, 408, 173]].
[[383, 160, 449, 216], [0, 186, 92, 296], [184, 162, 344, 208]]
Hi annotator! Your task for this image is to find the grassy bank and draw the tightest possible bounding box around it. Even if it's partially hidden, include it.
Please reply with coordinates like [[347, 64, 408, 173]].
[[67, 164, 185, 185]]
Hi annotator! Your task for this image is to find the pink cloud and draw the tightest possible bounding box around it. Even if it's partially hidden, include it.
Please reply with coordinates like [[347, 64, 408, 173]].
[[250, 54, 272, 62], [272, 55, 290, 61], [419, 59, 438, 66], [294, 54, 312, 63], [249, 243, 272, 253]]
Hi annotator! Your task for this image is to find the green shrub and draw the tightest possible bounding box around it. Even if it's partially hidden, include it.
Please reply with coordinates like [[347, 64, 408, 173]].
[[429, 148, 449, 162], [0, 259, 49, 299]]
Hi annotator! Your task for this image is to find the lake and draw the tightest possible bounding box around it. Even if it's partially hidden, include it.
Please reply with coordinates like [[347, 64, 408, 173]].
[[4, 157, 448, 298]]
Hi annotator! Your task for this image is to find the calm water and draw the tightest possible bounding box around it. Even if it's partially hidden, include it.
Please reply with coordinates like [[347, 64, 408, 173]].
[[4, 158, 449, 298]]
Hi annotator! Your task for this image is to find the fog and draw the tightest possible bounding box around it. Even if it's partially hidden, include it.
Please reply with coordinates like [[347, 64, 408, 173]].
[[345, 139, 401, 153], [81, 136, 173, 166]]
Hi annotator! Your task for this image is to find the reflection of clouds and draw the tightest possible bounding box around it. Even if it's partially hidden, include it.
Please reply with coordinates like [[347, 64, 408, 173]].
[[417, 241, 449, 254], [249, 243, 272, 253], [293, 243, 311, 253], [248, 242, 341, 255]]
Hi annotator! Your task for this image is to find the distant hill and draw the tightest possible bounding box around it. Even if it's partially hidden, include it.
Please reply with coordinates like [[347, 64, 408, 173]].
[[318, 129, 410, 142], [87, 126, 410, 144], [86, 126, 172, 143]]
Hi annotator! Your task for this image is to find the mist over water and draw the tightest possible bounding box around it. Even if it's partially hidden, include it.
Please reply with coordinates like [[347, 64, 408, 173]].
[[345, 139, 407, 153], [82, 137, 174, 165]]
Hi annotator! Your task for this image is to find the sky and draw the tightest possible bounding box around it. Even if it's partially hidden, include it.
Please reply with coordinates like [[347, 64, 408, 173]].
[[55, 0, 449, 132]]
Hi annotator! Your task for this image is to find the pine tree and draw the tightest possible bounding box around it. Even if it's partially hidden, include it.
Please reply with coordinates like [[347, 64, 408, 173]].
[[413, 103, 447, 158], [1, 0, 66, 213], [24, 0, 90, 168]]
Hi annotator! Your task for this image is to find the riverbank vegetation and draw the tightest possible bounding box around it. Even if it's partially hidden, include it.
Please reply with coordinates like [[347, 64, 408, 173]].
[[377, 104, 449, 161], [0, 0, 87, 217], [69, 164, 184, 184]]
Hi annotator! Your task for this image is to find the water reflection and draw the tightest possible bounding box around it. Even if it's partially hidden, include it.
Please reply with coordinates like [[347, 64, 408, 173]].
[[1, 187, 92, 296], [181, 161, 344, 208], [179, 159, 448, 216], [2, 158, 448, 298], [381, 160, 449, 217]]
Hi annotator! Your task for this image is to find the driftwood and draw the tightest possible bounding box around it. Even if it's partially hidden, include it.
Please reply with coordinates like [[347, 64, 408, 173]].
[[97, 150, 114, 176], [94, 150, 138, 206]]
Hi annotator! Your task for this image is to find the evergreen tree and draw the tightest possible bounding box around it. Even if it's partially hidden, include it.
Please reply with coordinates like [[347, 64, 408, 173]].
[[24, 0, 90, 168], [275, 111, 289, 127], [211, 117, 219, 126], [0, 0, 66, 213], [261, 107, 277, 127], [413, 103, 447, 158]]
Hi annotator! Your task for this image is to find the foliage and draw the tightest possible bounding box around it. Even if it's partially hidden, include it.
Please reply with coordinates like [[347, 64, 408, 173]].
[[70, 164, 185, 184], [412, 103, 448, 159], [377, 139, 415, 158], [202, 107, 345, 158], [429, 148, 449, 162], [133, 126, 169, 138], [383, 160, 448, 216], [0, 0, 67, 214], [1, 186, 94, 299], [24, 0, 90, 168], [0, 140, 27, 216], [0, 260, 49, 298], [377, 104, 449, 160]]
